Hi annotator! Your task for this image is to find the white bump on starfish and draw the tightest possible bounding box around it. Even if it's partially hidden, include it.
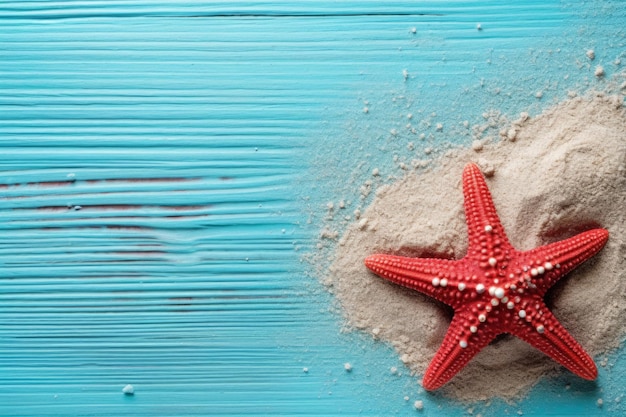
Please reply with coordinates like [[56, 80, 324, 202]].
[[457, 282, 466, 291], [531, 268, 538, 276], [544, 262, 553, 270], [476, 283, 485, 294], [459, 340, 468, 349], [536, 325, 545, 334], [432, 277, 440, 287], [507, 301, 515, 309], [478, 314, 486, 322], [537, 266, 545, 275], [489, 286, 496, 296], [488, 257, 497, 267], [491, 298, 499, 306], [494, 287, 505, 299], [501, 296, 508, 303], [440, 278, 448, 287], [484, 225, 493, 233], [518, 310, 527, 319], [470, 325, 477, 333]]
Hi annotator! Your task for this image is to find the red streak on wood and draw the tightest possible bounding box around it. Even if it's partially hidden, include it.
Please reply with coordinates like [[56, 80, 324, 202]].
[[29, 180, 76, 188], [100, 177, 200, 184], [33, 204, 210, 212]]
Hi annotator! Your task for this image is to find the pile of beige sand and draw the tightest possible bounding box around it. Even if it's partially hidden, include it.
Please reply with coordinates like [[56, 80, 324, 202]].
[[327, 93, 626, 401]]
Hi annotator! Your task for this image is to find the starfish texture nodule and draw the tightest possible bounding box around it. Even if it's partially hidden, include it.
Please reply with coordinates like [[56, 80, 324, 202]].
[[364, 163, 609, 391]]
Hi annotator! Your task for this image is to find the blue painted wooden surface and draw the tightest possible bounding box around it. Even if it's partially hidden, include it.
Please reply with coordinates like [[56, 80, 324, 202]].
[[1, 1, 624, 416]]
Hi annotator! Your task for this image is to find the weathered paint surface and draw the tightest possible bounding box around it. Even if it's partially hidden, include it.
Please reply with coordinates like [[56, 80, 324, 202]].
[[1, 1, 624, 416]]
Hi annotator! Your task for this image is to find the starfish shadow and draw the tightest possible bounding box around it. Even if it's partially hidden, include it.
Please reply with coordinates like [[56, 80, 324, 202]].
[[390, 246, 460, 261], [543, 369, 600, 398], [540, 220, 605, 244]]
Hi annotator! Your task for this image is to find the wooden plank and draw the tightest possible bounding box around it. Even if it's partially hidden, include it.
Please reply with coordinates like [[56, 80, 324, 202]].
[[1, 1, 624, 416]]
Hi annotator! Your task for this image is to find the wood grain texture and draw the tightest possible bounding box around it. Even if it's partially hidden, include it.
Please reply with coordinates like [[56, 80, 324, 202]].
[[1, 3, 315, 416], [1, 1, 624, 416]]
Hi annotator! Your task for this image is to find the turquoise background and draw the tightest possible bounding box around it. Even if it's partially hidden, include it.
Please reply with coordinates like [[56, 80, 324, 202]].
[[1, 1, 624, 416]]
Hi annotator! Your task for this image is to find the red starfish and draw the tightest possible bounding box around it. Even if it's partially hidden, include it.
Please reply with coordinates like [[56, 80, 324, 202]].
[[364, 163, 608, 390]]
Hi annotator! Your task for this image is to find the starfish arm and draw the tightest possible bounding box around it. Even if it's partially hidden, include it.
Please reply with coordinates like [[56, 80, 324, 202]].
[[521, 228, 609, 295], [462, 163, 511, 249], [422, 313, 499, 390], [508, 307, 597, 380], [364, 254, 462, 307]]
